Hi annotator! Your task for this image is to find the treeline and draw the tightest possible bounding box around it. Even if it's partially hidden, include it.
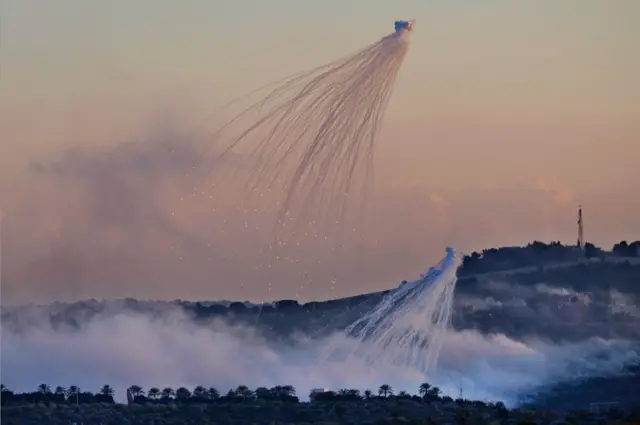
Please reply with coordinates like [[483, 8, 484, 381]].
[[0, 384, 115, 406], [612, 240, 640, 257], [4, 382, 640, 425], [1, 382, 505, 410], [459, 240, 640, 276]]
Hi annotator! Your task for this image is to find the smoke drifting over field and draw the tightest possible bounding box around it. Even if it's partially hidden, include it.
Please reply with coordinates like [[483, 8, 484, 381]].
[[3, 279, 638, 406]]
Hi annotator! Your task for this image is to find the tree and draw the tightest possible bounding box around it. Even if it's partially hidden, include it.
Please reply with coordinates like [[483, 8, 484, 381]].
[[280, 385, 296, 397], [127, 385, 144, 398], [175, 387, 191, 401], [613, 240, 629, 256], [347, 389, 361, 398], [419, 383, 431, 398], [269, 385, 296, 400], [363, 389, 373, 399], [67, 385, 80, 404], [254, 387, 271, 400], [147, 387, 160, 400], [338, 389, 361, 401], [100, 385, 114, 397], [584, 242, 598, 259], [207, 387, 220, 400], [161, 387, 175, 399], [234, 385, 253, 400], [37, 384, 52, 394], [613, 240, 640, 257], [378, 384, 393, 398], [192, 386, 207, 399], [428, 386, 442, 399]]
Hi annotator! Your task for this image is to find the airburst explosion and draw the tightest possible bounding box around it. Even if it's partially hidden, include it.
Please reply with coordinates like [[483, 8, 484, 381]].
[[206, 21, 415, 237]]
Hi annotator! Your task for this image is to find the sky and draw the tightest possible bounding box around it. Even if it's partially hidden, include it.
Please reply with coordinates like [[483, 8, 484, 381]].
[[1, 0, 639, 305]]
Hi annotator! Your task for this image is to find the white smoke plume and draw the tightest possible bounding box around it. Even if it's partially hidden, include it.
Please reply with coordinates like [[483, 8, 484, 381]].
[[204, 24, 412, 239]]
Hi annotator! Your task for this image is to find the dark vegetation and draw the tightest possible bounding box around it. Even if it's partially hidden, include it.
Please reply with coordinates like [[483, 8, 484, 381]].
[[458, 240, 640, 277], [3, 382, 639, 425]]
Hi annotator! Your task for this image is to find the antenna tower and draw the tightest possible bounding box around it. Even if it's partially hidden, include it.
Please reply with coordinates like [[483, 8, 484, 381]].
[[577, 205, 584, 248]]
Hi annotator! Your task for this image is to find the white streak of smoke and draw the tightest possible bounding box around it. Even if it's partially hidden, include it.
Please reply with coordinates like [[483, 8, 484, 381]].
[[203, 30, 411, 238]]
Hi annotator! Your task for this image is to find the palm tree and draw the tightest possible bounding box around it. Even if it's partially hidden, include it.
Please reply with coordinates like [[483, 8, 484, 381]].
[[378, 384, 393, 398], [428, 386, 441, 399], [54, 386, 66, 396], [363, 389, 373, 399], [37, 384, 52, 394], [161, 387, 175, 399], [147, 387, 161, 400], [419, 382, 431, 397], [100, 385, 114, 397], [127, 385, 144, 398]]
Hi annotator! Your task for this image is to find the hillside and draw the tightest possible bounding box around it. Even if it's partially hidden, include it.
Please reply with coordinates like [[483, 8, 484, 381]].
[[4, 241, 639, 343], [2, 240, 639, 412]]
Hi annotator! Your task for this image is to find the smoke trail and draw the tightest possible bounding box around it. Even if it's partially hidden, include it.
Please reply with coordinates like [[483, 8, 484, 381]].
[[204, 23, 413, 239], [320, 247, 460, 380]]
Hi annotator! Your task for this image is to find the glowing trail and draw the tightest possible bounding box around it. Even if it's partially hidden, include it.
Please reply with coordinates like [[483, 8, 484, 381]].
[[207, 21, 415, 236]]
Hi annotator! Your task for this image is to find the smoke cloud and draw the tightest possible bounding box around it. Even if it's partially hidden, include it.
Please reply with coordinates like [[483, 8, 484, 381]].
[[2, 299, 638, 407]]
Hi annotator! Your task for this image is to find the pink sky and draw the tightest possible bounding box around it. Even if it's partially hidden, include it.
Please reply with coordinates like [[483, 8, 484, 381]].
[[1, 0, 638, 305]]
